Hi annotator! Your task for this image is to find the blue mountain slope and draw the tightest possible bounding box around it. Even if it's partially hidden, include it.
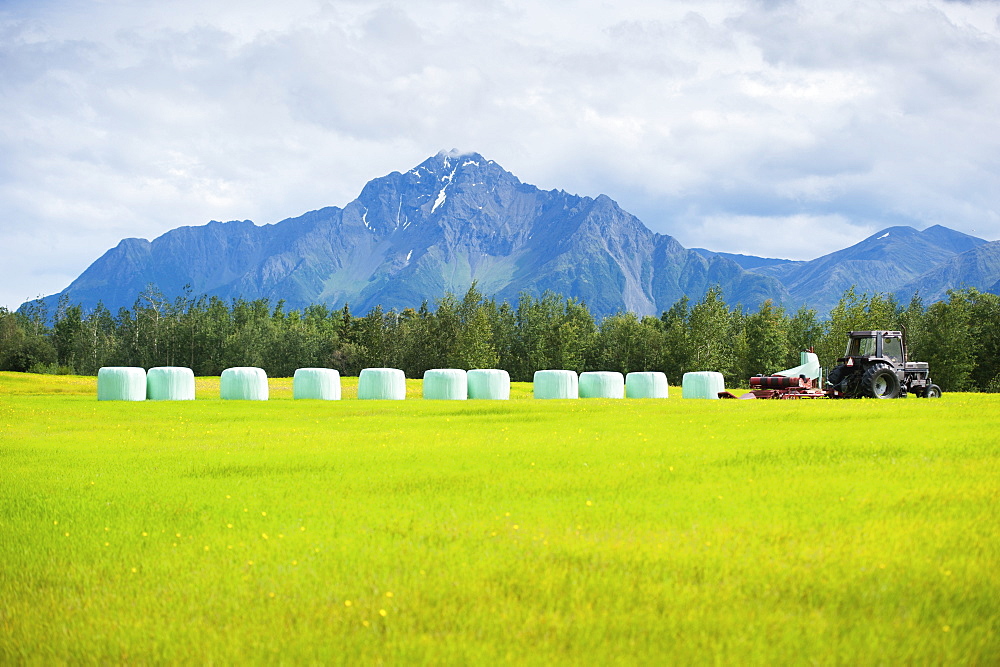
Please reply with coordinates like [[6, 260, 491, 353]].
[[25, 153, 992, 318], [895, 240, 1000, 303], [30, 151, 788, 318]]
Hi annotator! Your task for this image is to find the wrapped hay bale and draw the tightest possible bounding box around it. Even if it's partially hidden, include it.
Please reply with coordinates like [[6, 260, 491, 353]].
[[423, 369, 468, 400], [146, 366, 195, 401], [578, 371, 625, 398], [220, 367, 269, 401], [625, 372, 669, 399], [358, 368, 406, 400], [681, 371, 725, 399], [775, 351, 822, 381], [467, 369, 510, 400], [97, 367, 147, 401], [293, 368, 341, 400], [533, 369, 578, 399]]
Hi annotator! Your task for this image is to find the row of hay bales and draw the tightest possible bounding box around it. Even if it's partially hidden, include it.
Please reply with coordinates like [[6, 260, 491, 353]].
[[97, 366, 726, 401]]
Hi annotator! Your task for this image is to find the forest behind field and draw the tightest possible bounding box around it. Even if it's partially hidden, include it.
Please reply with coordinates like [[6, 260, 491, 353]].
[[2, 284, 998, 392]]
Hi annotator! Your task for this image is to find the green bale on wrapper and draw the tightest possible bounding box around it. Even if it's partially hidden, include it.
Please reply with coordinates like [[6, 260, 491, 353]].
[[578, 371, 625, 398], [625, 372, 669, 399], [682, 371, 725, 399], [220, 367, 269, 401], [775, 351, 822, 382], [533, 370, 578, 399], [146, 366, 195, 401], [467, 369, 510, 400], [358, 368, 406, 400], [293, 368, 342, 400], [97, 367, 147, 401], [422, 369, 467, 400]]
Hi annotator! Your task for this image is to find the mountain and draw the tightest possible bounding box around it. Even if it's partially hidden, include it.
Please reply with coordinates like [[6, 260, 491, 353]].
[[31, 151, 788, 318], [24, 152, 997, 319], [746, 225, 989, 313], [895, 240, 1000, 303]]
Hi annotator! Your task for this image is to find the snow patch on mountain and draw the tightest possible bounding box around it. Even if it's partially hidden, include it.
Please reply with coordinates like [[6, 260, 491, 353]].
[[431, 164, 459, 214], [432, 189, 447, 213]]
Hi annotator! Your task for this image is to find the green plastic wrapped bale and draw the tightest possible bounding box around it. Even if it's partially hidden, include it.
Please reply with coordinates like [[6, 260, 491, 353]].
[[681, 371, 725, 399], [97, 367, 146, 401], [422, 369, 468, 400], [467, 369, 510, 400], [293, 368, 341, 400], [358, 368, 406, 400], [775, 351, 822, 381], [146, 366, 195, 401], [578, 371, 625, 398], [625, 372, 669, 398], [220, 367, 269, 401], [533, 370, 578, 399]]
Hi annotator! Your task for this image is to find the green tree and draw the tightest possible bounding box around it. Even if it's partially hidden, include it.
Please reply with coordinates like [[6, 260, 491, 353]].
[[919, 290, 976, 391], [966, 290, 1000, 391], [52, 295, 83, 371], [552, 298, 596, 373], [0, 305, 56, 372], [687, 286, 737, 380], [454, 307, 499, 369], [742, 300, 789, 377], [592, 312, 665, 374], [659, 296, 690, 384], [73, 303, 117, 375], [447, 283, 499, 369], [785, 306, 822, 367], [491, 300, 518, 374], [0, 308, 27, 371]]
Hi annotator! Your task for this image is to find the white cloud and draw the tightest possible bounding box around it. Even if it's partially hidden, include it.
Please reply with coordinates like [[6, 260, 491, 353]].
[[682, 213, 874, 260], [1, 0, 999, 308]]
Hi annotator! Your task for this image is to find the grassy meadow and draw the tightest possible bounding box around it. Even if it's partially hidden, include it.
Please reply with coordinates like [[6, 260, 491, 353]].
[[1, 371, 998, 664]]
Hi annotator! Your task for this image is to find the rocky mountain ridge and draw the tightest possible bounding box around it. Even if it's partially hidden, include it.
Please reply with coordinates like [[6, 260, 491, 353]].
[[25, 151, 999, 318]]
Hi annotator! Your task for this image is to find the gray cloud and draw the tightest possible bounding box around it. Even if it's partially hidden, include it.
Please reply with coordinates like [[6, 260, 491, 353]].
[[1, 0, 999, 308]]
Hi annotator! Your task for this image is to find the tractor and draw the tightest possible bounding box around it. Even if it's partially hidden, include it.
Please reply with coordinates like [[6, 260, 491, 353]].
[[826, 330, 941, 399]]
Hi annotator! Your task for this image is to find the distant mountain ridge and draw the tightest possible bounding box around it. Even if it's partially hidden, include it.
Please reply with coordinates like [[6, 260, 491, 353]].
[[24, 151, 1000, 318], [741, 225, 990, 313], [894, 240, 1000, 303]]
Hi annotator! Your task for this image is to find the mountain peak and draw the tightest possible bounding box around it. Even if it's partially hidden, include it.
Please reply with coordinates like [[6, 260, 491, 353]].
[[864, 226, 919, 243], [417, 150, 492, 175], [436, 148, 478, 159], [918, 224, 988, 254]]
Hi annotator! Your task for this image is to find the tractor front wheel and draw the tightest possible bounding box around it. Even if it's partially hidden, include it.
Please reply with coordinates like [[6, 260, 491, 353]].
[[925, 384, 942, 398], [862, 364, 901, 399]]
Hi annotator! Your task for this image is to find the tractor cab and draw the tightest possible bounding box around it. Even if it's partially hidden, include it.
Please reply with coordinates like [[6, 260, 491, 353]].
[[843, 331, 905, 366]]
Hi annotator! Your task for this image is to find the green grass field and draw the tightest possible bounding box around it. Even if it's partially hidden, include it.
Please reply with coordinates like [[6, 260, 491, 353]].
[[1, 372, 998, 664]]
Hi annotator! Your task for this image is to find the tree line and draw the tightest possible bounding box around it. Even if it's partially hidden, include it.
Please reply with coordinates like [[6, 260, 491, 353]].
[[2, 284, 999, 392]]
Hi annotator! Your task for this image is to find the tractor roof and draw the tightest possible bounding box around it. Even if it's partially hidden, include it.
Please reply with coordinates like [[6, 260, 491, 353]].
[[848, 330, 903, 337]]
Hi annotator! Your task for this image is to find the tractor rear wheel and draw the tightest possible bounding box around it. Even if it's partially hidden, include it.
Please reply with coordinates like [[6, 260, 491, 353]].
[[862, 364, 901, 399], [828, 364, 847, 387], [925, 384, 942, 398]]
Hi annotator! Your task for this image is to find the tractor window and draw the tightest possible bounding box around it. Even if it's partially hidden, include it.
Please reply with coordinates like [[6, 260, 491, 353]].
[[883, 337, 903, 364], [847, 336, 877, 357]]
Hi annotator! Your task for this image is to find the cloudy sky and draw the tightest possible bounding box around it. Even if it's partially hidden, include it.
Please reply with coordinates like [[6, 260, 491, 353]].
[[2, 0, 999, 309]]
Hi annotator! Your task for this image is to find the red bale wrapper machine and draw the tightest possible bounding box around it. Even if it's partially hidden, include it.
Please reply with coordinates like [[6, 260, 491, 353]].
[[720, 350, 827, 399]]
